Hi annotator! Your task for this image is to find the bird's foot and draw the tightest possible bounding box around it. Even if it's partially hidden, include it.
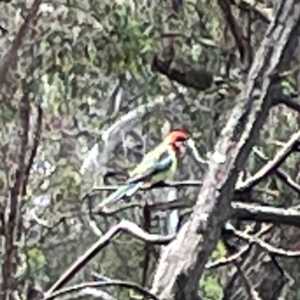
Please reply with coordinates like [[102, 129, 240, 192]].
[[143, 182, 153, 189], [150, 181, 167, 188]]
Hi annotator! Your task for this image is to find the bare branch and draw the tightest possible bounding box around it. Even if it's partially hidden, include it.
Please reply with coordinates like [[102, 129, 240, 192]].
[[22, 104, 43, 196], [228, 224, 300, 257], [232, 202, 300, 227], [44, 220, 174, 296], [235, 0, 271, 22], [206, 244, 252, 270], [253, 147, 300, 194], [278, 96, 300, 113], [218, 0, 249, 64], [1, 93, 31, 298], [43, 280, 159, 300], [147, 200, 300, 230], [152, 33, 214, 91], [206, 224, 273, 269], [238, 130, 300, 192], [93, 203, 140, 216]]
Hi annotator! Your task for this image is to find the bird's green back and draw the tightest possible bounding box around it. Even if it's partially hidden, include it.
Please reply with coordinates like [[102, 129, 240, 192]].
[[129, 143, 178, 183]]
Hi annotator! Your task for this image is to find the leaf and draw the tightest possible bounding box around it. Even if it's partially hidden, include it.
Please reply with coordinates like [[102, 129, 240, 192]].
[[140, 42, 153, 54], [281, 80, 296, 95], [28, 248, 46, 269], [191, 44, 202, 60], [80, 143, 103, 175], [200, 274, 223, 300]]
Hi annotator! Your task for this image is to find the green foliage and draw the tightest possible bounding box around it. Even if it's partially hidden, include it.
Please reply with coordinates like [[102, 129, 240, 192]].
[[1, 0, 300, 299], [28, 247, 47, 270], [200, 274, 223, 300], [210, 240, 227, 261]]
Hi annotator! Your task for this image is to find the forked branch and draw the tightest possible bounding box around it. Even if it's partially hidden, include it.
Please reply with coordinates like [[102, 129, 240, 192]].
[[228, 224, 300, 257], [238, 130, 300, 192], [44, 220, 173, 297]]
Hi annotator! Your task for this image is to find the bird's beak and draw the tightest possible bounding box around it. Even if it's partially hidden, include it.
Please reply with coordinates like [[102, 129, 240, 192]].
[[186, 138, 207, 164]]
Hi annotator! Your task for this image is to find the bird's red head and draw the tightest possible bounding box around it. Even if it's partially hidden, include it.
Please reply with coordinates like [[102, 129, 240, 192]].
[[165, 128, 189, 152]]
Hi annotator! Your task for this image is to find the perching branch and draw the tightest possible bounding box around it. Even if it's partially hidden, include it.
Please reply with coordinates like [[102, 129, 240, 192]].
[[94, 197, 300, 228], [44, 220, 173, 297], [91, 130, 300, 213], [90, 180, 203, 193]]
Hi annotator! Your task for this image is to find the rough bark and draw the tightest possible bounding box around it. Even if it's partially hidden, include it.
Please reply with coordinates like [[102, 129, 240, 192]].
[[150, 1, 300, 300]]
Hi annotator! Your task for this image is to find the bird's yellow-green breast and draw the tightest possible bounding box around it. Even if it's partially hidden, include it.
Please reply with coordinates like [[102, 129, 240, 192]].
[[129, 143, 178, 184]]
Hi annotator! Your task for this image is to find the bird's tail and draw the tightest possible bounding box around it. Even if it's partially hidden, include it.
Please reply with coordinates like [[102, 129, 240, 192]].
[[98, 181, 144, 209]]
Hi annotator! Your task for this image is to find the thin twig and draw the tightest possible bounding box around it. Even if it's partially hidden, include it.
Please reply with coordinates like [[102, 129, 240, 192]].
[[253, 147, 300, 194], [228, 224, 300, 257], [206, 224, 273, 269], [218, 0, 248, 64], [1, 94, 31, 298], [238, 130, 300, 192], [22, 104, 43, 196]]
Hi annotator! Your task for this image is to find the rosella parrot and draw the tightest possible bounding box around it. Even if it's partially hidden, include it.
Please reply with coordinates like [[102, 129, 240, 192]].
[[98, 128, 205, 209]]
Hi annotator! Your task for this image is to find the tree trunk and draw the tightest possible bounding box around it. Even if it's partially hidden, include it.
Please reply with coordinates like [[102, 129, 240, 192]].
[[150, 1, 300, 300]]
